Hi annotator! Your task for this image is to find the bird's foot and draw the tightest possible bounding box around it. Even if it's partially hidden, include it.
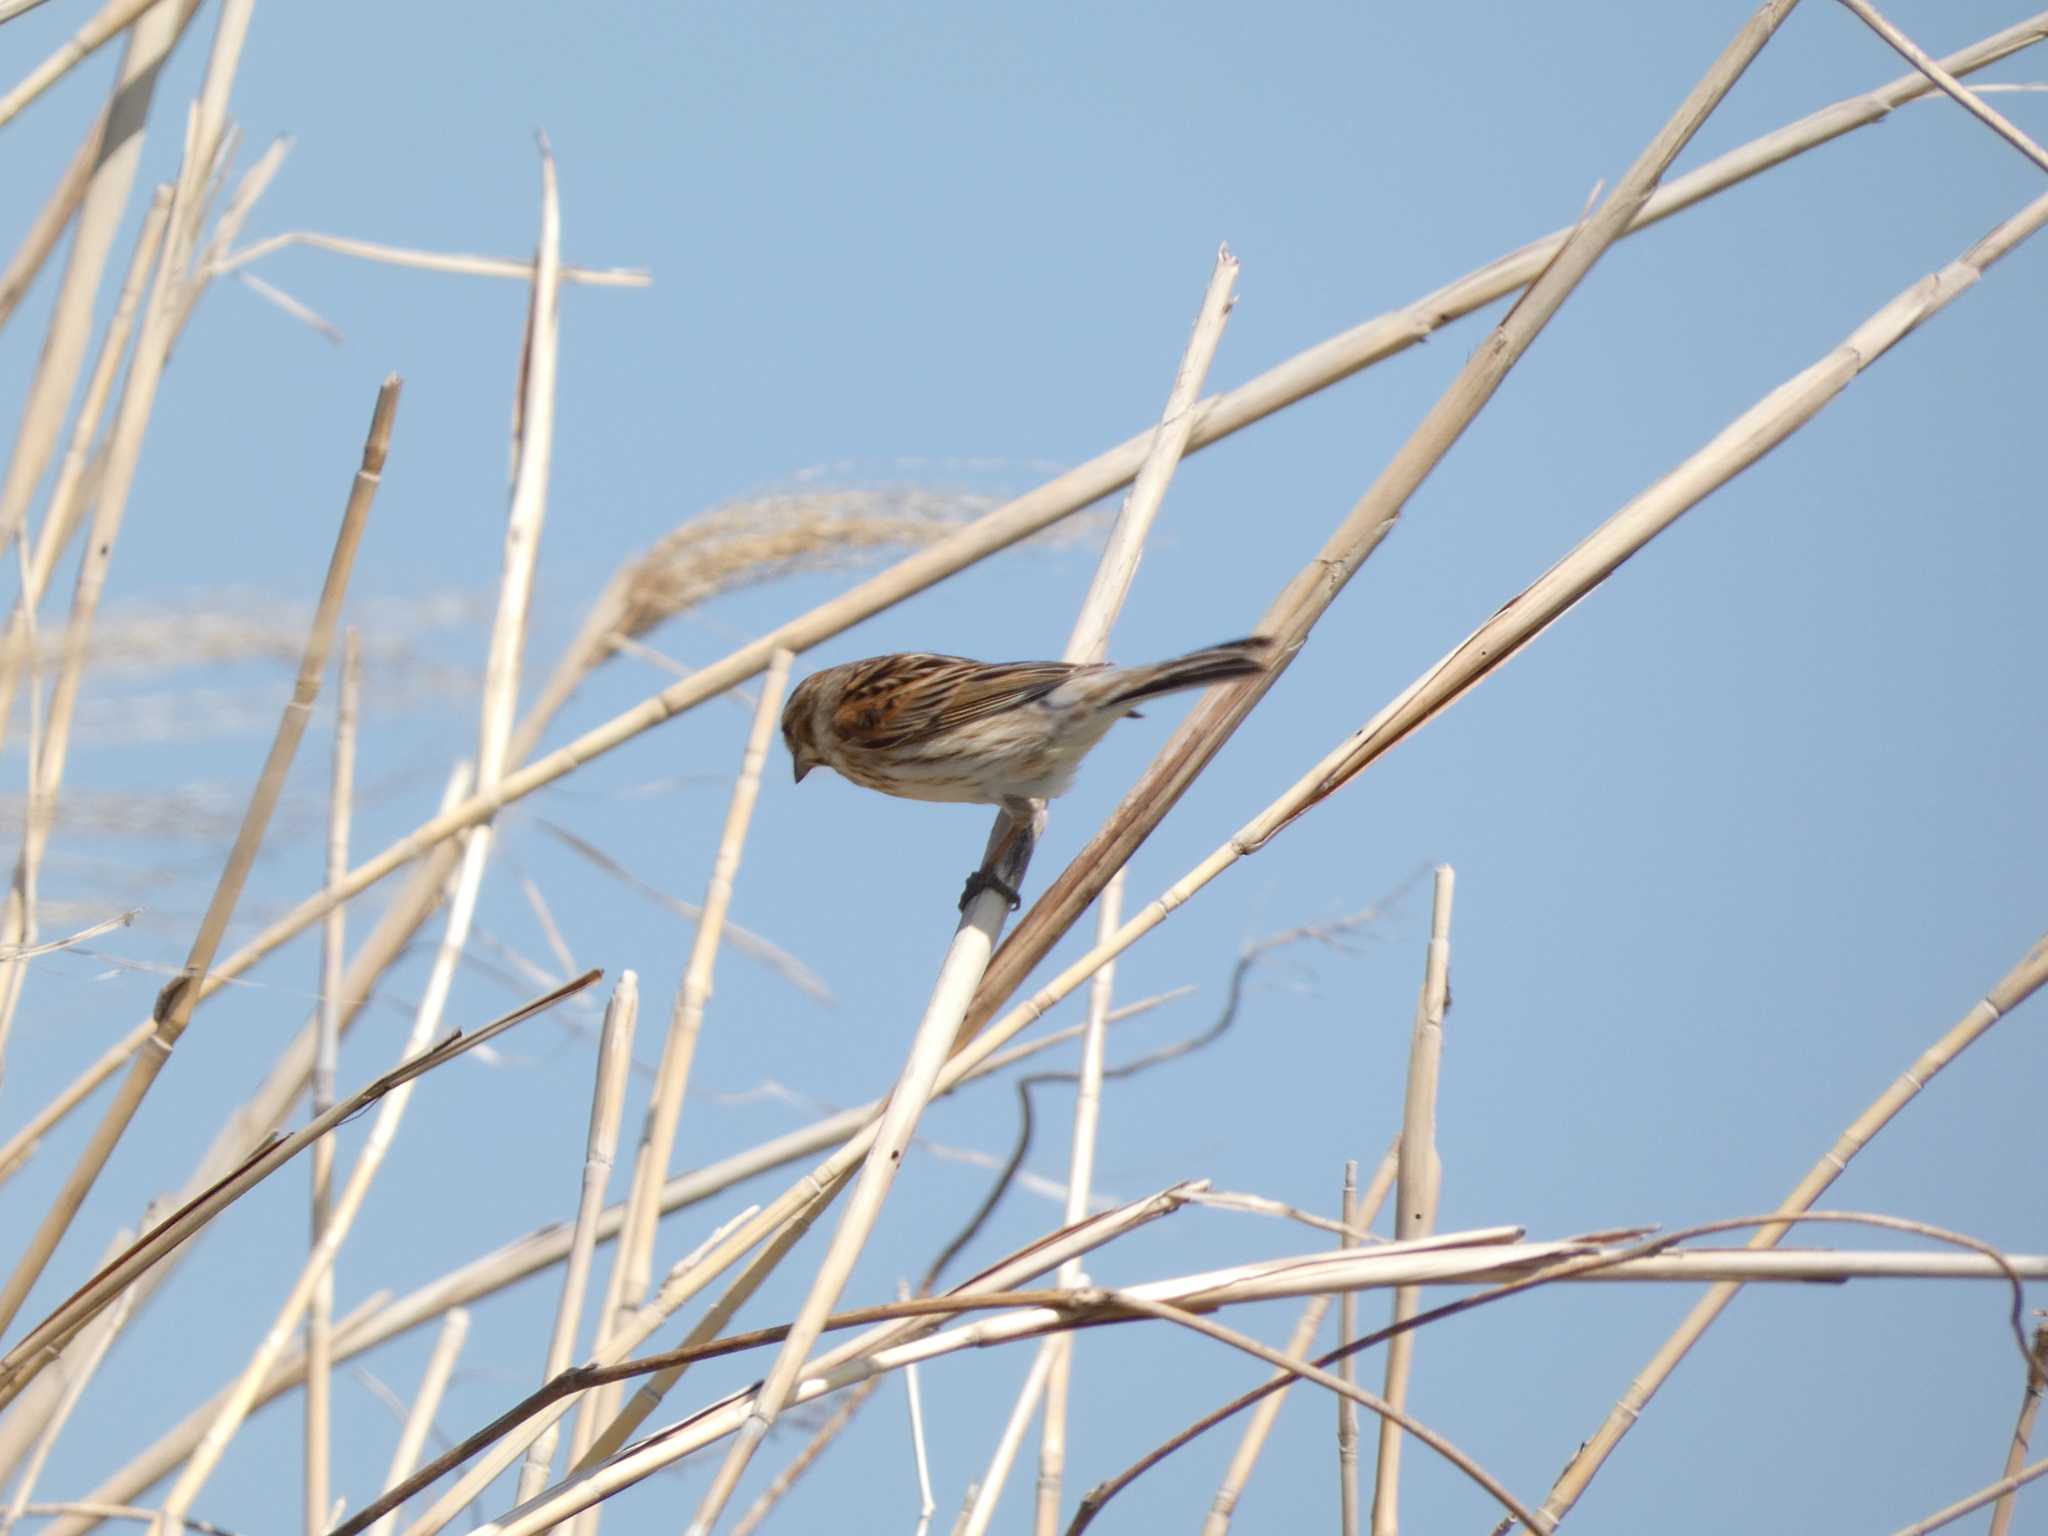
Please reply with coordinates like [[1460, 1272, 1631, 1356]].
[[958, 867, 1023, 913]]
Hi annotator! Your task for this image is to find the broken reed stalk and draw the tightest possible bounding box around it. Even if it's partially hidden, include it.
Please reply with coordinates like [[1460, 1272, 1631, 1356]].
[[364, 1310, 471, 1536], [173, 8, 2033, 1031], [305, 630, 361, 1536], [962, 0, 1804, 1059], [1530, 929, 2048, 1527], [680, 244, 1245, 1536], [1835, 0, 2048, 174], [0, 373, 394, 1340], [513, 973, 640, 1504], [1372, 865, 1452, 1536], [1987, 1326, 2048, 1536], [1032, 869, 1127, 1535]]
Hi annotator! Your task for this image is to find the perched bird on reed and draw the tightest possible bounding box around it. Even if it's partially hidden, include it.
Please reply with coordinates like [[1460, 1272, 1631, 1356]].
[[782, 637, 1272, 907]]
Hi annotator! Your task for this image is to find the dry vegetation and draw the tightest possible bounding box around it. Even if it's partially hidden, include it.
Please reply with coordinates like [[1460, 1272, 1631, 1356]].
[[0, 3, 2045, 1536]]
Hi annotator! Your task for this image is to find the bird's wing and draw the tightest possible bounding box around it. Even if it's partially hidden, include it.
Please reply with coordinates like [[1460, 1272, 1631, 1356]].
[[831, 654, 1084, 749]]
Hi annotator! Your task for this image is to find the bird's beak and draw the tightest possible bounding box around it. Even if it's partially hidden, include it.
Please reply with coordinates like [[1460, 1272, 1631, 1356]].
[[792, 757, 812, 784]]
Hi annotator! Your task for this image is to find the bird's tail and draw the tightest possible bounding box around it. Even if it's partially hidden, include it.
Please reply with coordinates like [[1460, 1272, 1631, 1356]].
[[1106, 637, 1273, 707]]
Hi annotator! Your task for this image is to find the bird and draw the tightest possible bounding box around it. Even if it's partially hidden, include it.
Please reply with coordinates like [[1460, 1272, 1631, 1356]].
[[782, 637, 1272, 908]]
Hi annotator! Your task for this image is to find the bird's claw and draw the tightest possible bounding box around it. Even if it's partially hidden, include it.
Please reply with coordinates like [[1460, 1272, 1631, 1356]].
[[959, 867, 1023, 913]]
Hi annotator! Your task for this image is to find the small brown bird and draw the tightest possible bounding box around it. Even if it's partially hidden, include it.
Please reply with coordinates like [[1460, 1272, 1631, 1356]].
[[781, 637, 1272, 823]]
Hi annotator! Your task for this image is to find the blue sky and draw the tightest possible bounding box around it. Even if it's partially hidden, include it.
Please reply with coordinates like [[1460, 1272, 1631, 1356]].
[[2, 3, 2045, 1533]]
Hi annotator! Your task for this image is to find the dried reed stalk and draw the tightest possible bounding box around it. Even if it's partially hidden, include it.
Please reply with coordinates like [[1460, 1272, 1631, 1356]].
[[433, 1189, 1199, 1536], [960, 1343, 1059, 1536], [931, 177, 2048, 1190], [546, 1173, 854, 1512], [157, 963, 578, 1532], [0, 0, 197, 554], [44, 41, 2048, 1523], [0, 104, 103, 334], [1530, 929, 2048, 1526], [726, 1376, 885, 1536], [903, 1335, 937, 1536], [382, 1204, 777, 1536], [607, 654, 793, 1328], [1988, 1326, 2048, 1536], [1032, 869, 1126, 1535], [1066, 245, 1238, 664], [1894, 1457, 2048, 1536], [177, 10, 2027, 1009], [681, 245, 1243, 1536], [561, 654, 794, 1509], [1372, 866, 1452, 1536], [1029, 1212, 2040, 1527], [1086, 1291, 1547, 1536], [364, 1310, 471, 1536], [305, 630, 361, 1536], [962, 0, 1803, 1058], [285, 144, 2046, 1488], [56, 995, 1135, 1524], [0, 771, 474, 1481], [0, 186, 172, 1070], [1200, 1149, 1401, 1536], [392, 1217, 2048, 1536], [1836, 0, 2048, 174], [0, 1229, 135, 1536], [0, 972, 597, 1414], [0, 372, 392, 1339], [213, 231, 648, 289], [0, 1021, 146, 1184], [0, 0, 179, 129], [1198, 1293, 1334, 1535], [512, 973, 640, 1503], [0, 183, 174, 760]]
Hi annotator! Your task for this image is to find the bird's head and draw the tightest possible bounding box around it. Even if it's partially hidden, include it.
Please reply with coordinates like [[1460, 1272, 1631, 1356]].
[[781, 674, 824, 784]]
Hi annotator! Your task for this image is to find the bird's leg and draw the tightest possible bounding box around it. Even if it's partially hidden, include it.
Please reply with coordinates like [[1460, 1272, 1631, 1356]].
[[958, 799, 1044, 913]]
